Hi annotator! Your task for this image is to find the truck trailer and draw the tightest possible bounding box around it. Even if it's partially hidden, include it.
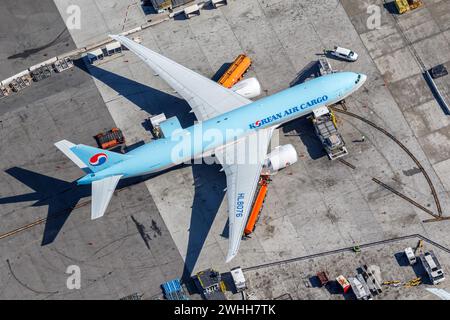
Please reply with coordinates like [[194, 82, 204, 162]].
[[218, 54, 252, 88]]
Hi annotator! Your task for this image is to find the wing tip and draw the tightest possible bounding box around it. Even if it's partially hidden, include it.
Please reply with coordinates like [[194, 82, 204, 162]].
[[54, 139, 75, 149], [91, 213, 103, 220], [225, 252, 236, 263], [54, 139, 87, 169]]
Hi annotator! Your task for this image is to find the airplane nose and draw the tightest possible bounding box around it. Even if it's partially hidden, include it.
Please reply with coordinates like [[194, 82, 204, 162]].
[[361, 74, 367, 83], [359, 74, 367, 84], [354, 73, 367, 87]]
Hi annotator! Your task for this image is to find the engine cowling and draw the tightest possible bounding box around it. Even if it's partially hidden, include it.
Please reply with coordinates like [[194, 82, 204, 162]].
[[230, 77, 261, 99], [265, 144, 298, 172]]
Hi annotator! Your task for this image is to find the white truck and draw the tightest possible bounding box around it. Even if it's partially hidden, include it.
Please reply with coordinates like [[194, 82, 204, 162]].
[[420, 251, 445, 285], [404, 247, 417, 265], [348, 275, 372, 300], [311, 106, 348, 160], [330, 46, 358, 62], [230, 267, 247, 292]]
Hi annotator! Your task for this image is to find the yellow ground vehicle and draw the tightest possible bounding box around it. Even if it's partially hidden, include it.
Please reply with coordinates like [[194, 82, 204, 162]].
[[408, 0, 423, 10], [395, 0, 423, 14], [218, 54, 252, 88]]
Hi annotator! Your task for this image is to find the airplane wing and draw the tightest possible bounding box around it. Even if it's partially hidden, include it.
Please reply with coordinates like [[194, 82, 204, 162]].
[[215, 126, 275, 262], [110, 35, 251, 121], [91, 175, 122, 220]]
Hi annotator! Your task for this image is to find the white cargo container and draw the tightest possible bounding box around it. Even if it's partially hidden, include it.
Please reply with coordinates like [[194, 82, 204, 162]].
[[230, 267, 246, 292], [149, 113, 167, 138], [105, 41, 122, 55]]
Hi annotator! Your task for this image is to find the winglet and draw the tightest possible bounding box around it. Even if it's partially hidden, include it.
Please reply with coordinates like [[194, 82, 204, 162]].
[[225, 251, 236, 263]]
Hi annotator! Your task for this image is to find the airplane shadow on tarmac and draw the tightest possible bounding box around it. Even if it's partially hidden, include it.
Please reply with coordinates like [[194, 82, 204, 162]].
[[0, 167, 177, 246], [0, 167, 91, 246], [285, 61, 328, 160], [184, 162, 226, 283], [75, 59, 227, 282], [281, 117, 327, 160], [74, 58, 196, 128]]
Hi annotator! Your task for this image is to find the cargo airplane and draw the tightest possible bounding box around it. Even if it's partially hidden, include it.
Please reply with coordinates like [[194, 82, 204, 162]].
[[55, 35, 367, 263]]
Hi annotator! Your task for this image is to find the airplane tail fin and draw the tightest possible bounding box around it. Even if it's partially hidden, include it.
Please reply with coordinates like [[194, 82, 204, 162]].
[[55, 140, 131, 173]]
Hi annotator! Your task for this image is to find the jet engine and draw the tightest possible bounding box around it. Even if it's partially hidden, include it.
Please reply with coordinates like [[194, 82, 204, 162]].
[[230, 77, 261, 99], [265, 144, 298, 172]]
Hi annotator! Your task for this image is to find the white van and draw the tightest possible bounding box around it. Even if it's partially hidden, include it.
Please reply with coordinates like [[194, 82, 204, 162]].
[[404, 247, 417, 265], [331, 46, 358, 62], [230, 267, 246, 292]]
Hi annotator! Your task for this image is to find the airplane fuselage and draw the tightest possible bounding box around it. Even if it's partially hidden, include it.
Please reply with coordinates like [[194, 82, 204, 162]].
[[77, 71, 366, 185]]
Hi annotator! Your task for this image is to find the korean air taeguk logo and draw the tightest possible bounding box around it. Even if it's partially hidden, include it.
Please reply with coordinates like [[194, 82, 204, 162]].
[[89, 153, 107, 166]]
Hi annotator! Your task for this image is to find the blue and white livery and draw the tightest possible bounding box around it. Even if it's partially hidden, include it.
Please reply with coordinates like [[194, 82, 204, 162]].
[[55, 35, 366, 263]]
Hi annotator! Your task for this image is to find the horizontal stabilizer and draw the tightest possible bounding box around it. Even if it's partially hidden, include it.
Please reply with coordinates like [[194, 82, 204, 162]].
[[55, 140, 87, 169], [91, 175, 122, 220], [55, 140, 131, 173]]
